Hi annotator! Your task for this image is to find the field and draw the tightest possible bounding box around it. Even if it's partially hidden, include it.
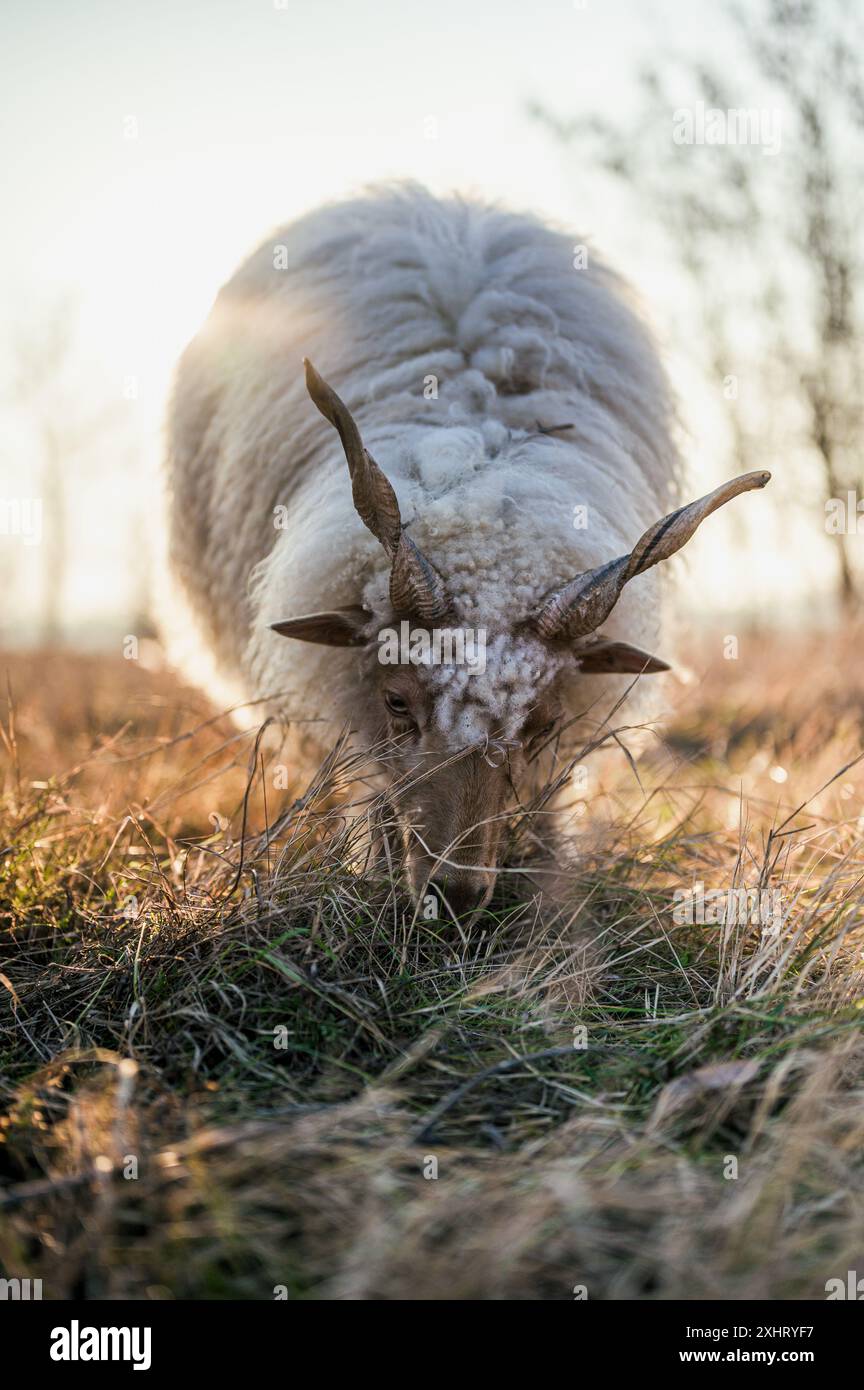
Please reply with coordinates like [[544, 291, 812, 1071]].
[[2, 629, 864, 1301]]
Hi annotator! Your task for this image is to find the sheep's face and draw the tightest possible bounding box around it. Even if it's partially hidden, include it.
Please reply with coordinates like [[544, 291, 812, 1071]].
[[368, 655, 564, 918], [271, 609, 669, 920]]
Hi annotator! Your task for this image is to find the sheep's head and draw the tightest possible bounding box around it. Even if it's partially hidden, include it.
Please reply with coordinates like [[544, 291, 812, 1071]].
[[272, 362, 770, 919]]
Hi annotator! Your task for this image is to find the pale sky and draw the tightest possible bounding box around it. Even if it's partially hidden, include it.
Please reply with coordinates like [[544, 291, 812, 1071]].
[[0, 0, 834, 643]]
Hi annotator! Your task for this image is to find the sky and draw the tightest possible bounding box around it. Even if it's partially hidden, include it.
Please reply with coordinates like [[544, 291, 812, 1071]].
[[0, 0, 838, 643]]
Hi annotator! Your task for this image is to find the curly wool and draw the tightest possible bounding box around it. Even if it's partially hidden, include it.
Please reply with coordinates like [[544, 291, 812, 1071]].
[[166, 185, 680, 749]]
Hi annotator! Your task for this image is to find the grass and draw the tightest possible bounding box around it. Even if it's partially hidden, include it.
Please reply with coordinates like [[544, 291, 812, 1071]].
[[3, 629, 864, 1300]]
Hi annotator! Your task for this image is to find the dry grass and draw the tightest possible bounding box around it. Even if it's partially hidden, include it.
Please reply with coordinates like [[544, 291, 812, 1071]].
[[3, 629, 864, 1300]]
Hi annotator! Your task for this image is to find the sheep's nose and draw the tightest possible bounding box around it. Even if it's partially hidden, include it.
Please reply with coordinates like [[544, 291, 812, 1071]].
[[427, 878, 489, 918]]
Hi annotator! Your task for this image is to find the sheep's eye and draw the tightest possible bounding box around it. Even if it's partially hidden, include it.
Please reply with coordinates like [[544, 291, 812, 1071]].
[[384, 691, 410, 718]]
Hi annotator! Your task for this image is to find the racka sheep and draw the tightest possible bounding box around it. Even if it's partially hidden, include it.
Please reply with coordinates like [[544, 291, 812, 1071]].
[[167, 186, 768, 915]]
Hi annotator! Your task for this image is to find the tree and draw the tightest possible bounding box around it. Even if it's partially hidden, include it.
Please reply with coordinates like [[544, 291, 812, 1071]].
[[9, 302, 125, 643], [532, 0, 864, 604]]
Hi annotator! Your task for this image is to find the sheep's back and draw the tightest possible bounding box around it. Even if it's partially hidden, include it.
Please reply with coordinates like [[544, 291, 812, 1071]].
[[166, 186, 679, 709]]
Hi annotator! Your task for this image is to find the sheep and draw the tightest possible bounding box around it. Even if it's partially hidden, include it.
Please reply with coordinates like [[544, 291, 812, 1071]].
[[166, 185, 769, 916]]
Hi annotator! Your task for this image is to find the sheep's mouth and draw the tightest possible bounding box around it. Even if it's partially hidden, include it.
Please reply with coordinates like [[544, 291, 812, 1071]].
[[406, 858, 497, 923]]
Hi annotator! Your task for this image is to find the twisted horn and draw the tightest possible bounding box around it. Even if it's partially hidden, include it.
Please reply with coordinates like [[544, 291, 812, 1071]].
[[532, 470, 771, 642], [304, 360, 452, 623]]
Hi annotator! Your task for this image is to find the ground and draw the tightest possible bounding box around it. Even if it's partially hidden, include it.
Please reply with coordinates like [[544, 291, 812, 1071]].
[[2, 628, 864, 1300]]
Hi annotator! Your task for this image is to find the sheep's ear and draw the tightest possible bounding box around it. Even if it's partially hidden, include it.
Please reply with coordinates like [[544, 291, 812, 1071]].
[[576, 639, 670, 675], [270, 606, 369, 647]]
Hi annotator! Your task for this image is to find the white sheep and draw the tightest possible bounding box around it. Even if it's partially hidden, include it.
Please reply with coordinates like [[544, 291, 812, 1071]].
[[166, 185, 768, 914]]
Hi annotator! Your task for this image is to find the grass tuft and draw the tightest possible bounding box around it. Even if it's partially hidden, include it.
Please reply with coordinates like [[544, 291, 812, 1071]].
[[3, 633, 864, 1299]]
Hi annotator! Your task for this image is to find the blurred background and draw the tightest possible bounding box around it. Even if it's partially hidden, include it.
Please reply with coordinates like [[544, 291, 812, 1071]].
[[1, 0, 862, 648]]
